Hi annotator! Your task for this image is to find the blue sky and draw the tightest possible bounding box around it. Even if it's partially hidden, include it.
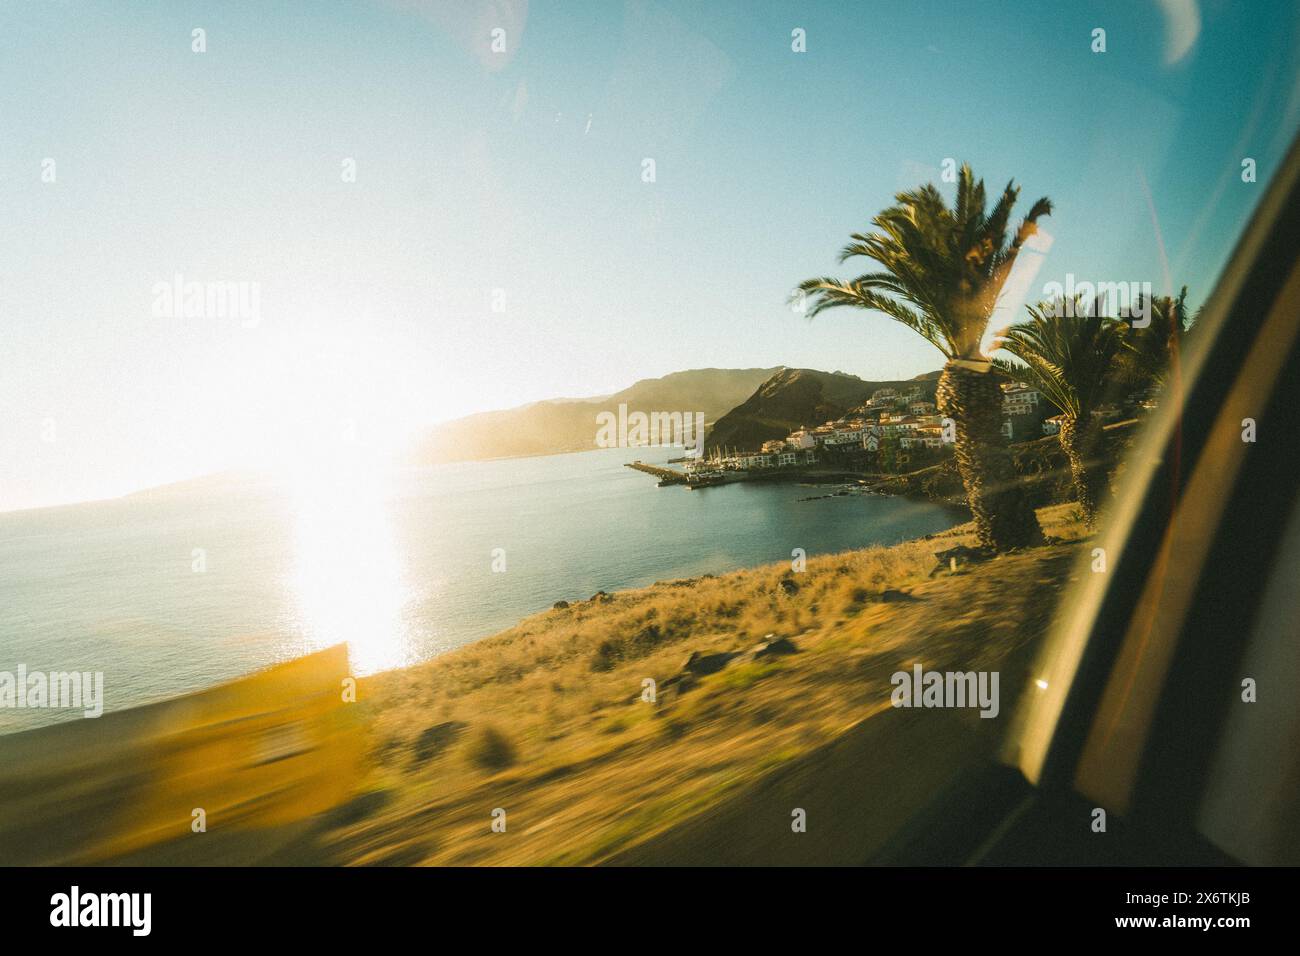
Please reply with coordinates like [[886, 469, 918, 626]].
[[2, 0, 1299, 510]]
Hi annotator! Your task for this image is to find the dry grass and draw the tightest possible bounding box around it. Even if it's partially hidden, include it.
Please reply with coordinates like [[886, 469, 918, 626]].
[[305, 503, 1087, 866]]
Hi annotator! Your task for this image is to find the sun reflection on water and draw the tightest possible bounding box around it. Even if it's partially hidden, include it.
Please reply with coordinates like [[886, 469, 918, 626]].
[[286, 460, 413, 675]]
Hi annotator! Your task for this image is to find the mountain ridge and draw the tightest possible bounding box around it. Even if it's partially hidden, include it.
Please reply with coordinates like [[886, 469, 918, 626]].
[[411, 365, 945, 464], [410, 367, 780, 465], [705, 367, 942, 452]]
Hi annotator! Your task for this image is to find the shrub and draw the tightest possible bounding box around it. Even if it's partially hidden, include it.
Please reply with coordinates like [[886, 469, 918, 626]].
[[466, 725, 518, 771], [591, 639, 619, 671]]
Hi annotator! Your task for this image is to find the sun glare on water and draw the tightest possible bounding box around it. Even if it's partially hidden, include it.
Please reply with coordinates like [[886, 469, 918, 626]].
[[284, 449, 415, 676]]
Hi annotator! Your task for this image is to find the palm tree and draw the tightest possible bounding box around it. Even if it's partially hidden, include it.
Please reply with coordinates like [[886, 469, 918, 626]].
[[1121, 286, 1192, 395], [796, 164, 1051, 550], [994, 295, 1128, 527]]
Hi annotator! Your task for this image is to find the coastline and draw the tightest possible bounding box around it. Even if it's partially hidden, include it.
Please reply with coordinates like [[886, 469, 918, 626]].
[[632, 418, 1141, 510], [335, 502, 1089, 865], [20, 500, 1087, 865]]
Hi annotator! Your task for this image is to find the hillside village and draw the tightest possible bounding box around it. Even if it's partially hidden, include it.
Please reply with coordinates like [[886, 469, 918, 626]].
[[685, 380, 1108, 479]]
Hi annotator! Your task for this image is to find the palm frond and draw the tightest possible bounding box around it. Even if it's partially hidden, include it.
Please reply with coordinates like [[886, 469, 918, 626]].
[[995, 295, 1128, 417], [795, 277, 950, 355], [795, 164, 1052, 362]]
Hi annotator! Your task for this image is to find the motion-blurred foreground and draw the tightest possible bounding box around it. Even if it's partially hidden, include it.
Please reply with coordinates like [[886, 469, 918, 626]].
[[0, 505, 1084, 866], [0, 645, 361, 865]]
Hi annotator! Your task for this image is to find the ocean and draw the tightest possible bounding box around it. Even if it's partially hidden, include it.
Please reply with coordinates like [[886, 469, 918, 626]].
[[0, 447, 964, 733]]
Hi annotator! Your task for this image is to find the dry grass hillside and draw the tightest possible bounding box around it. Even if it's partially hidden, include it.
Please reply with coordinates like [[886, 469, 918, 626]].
[[248, 502, 1091, 866]]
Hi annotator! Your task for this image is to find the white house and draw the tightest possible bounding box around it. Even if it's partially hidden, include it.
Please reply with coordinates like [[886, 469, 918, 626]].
[[901, 423, 944, 450], [1002, 383, 1041, 415], [824, 425, 865, 446], [881, 416, 919, 437]]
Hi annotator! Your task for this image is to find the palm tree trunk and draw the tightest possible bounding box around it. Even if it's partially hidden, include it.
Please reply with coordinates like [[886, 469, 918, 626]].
[[936, 363, 1043, 550], [1058, 414, 1104, 528]]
